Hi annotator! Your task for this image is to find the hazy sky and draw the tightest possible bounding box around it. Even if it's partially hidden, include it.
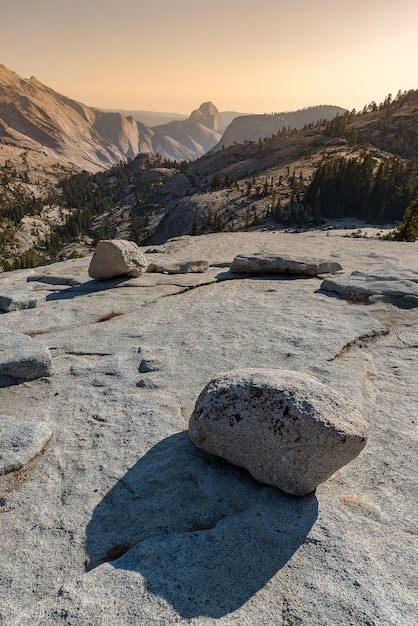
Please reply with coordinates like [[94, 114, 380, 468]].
[[2, 0, 418, 114]]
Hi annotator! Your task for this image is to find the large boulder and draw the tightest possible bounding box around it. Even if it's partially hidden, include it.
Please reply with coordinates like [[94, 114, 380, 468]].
[[88, 240, 148, 280], [189, 368, 368, 496], [230, 254, 342, 276]]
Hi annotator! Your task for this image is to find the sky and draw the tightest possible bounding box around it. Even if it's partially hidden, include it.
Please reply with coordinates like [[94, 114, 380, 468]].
[[1, 0, 418, 115]]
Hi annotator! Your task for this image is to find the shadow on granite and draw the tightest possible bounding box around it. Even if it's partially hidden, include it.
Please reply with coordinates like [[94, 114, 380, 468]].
[[86, 431, 318, 619]]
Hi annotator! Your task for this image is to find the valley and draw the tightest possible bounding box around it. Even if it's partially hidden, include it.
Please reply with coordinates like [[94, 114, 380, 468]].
[[0, 65, 418, 272]]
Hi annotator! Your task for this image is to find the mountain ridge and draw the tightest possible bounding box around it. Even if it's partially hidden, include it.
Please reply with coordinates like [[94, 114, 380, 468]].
[[0, 66, 224, 168], [0, 65, 345, 171], [214, 105, 346, 149]]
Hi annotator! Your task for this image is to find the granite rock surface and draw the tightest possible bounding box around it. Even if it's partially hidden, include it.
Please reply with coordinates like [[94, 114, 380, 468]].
[[0, 415, 52, 475], [0, 230, 416, 625]]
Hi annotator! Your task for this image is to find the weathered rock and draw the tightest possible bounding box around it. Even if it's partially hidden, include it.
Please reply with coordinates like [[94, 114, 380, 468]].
[[0, 327, 33, 349], [230, 254, 342, 276], [0, 346, 53, 381], [88, 239, 148, 279], [0, 329, 53, 381], [147, 260, 209, 274], [321, 270, 418, 303], [0, 415, 52, 475], [0, 292, 45, 311], [189, 368, 368, 496]]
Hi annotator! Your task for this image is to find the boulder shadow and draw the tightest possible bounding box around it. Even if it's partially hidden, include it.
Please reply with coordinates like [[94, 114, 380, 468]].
[[45, 277, 131, 301], [86, 431, 318, 619], [216, 270, 313, 282]]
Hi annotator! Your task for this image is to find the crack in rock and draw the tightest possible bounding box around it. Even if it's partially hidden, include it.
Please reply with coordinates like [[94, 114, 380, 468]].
[[328, 327, 390, 361]]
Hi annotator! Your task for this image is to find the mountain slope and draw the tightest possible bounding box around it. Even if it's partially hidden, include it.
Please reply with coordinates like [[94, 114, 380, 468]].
[[0, 65, 130, 170], [0, 66, 223, 169], [215, 105, 346, 148], [149, 91, 418, 242]]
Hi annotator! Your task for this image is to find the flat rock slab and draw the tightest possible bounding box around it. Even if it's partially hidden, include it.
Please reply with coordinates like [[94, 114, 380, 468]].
[[321, 270, 418, 302], [230, 254, 342, 276], [0, 292, 46, 311], [89, 239, 148, 279], [0, 415, 52, 475], [189, 368, 368, 496], [147, 260, 209, 274]]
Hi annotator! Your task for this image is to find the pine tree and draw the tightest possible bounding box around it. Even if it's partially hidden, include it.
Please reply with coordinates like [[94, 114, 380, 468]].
[[388, 196, 418, 241], [191, 213, 200, 236]]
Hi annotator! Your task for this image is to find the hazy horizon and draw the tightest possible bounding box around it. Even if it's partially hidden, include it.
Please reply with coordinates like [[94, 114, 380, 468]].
[[2, 0, 418, 116]]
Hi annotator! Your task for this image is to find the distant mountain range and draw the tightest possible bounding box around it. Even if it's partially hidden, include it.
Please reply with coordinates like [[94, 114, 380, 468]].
[[0, 65, 226, 169], [0, 64, 345, 171], [96, 108, 246, 130]]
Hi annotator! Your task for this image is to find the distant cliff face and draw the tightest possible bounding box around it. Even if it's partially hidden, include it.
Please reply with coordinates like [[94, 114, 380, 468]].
[[215, 105, 346, 148], [0, 65, 130, 170], [149, 102, 224, 160], [189, 102, 224, 132], [0, 65, 223, 170]]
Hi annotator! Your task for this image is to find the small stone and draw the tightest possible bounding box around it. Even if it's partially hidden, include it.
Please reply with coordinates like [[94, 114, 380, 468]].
[[230, 254, 342, 276], [88, 240, 148, 280], [189, 368, 368, 496], [0, 415, 52, 475], [0, 292, 45, 311], [0, 346, 53, 381], [0, 328, 33, 350]]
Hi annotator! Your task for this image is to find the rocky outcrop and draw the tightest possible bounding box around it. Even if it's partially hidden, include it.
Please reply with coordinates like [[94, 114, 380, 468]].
[[0, 415, 52, 475], [230, 254, 342, 276], [88, 239, 148, 279], [189, 369, 368, 496]]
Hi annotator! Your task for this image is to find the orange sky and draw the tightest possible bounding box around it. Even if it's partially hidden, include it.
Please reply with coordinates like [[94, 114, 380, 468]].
[[2, 0, 418, 115]]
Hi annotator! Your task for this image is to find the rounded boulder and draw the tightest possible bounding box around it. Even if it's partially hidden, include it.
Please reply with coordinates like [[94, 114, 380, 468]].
[[88, 239, 148, 279], [188, 368, 368, 496]]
